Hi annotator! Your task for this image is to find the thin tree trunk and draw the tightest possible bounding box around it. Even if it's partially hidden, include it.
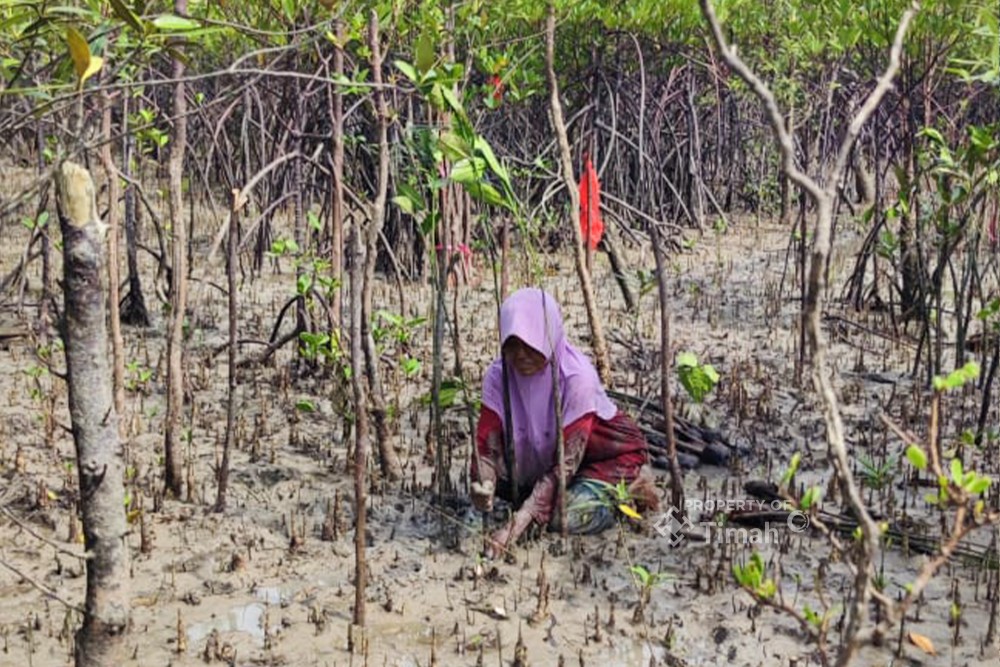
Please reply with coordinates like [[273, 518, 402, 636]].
[[293, 78, 306, 335], [899, 94, 921, 319], [545, 2, 612, 386], [779, 107, 794, 225], [545, 294, 568, 539], [56, 162, 130, 667], [651, 225, 684, 511], [350, 226, 368, 628], [100, 87, 125, 419], [686, 73, 706, 229], [500, 216, 509, 300], [164, 0, 189, 498], [975, 338, 999, 448], [120, 93, 150, 327], [35, 119, 52, 335], [600, 235, 636, 313], [701, 3, 917, 662], [215, 190, 239, 512], [362, 13, 402, 482], [330, 19, 345, 333], [350, 15, 375, 630]]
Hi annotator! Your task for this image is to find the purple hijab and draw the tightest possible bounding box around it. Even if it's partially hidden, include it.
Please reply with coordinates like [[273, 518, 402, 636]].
[[482, 288, 617, 488]]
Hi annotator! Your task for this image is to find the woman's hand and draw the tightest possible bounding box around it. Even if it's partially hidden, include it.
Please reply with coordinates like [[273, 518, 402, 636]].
[[470, 480, 495, 512], [485, 509, 533, 559]]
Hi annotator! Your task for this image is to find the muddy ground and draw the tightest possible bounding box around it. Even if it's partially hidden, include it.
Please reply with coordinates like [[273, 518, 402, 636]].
[[2, 181, 999, 666]]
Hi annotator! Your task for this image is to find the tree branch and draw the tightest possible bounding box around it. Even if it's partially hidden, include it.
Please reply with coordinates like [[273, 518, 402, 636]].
[[1, 504, 91, 561], [699, 0, 825, 204], [0, 552, 84, 613]]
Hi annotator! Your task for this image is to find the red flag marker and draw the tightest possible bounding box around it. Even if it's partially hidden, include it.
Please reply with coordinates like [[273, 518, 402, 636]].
[[489, 74, 504, 103], [579, 155, 604, 250]]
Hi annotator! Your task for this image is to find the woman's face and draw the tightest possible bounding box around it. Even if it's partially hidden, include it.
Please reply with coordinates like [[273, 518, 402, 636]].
[[503, 336, 547, 376]]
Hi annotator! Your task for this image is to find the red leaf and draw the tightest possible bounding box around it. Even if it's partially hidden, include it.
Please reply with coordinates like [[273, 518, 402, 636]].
[[489, 75, 504, 103], [578, 155, 604, 250]]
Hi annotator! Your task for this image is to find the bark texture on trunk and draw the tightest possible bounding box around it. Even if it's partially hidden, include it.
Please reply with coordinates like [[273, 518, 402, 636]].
[[164, 0, 189, 497], [120, 93, 150, 327], [215, 190, 240, 512], [100, 88, 125, 419], [56, 161, 131, 667], [652, 225, 684, 511], [545, 3, 611, 386], [362, 12, 401, 482], [330, 19, 345, 332]]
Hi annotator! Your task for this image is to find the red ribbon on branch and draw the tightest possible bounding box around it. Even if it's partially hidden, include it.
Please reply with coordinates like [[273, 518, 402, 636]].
[[578, 154, 604, 250], [489, 74, 504, 103]]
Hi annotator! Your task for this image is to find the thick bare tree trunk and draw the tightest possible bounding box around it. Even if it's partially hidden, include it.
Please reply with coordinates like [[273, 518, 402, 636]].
[[56, 161, 130, 667], [544, 3, 612, 386], [164, 0, 189, 498], [362, 13, 402, 482]]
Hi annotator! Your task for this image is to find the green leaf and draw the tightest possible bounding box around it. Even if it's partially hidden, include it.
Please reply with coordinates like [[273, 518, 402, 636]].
[[465, 182, 506, 208], [933, 361, 981, 392], [920, 127, 945, 144], [66, 27, 91, 77], [781, 452, 801, 488], [401, 357, 421, 377], [450, 157, 486, 185], [420, 378, 465, 408], [152, 14, 200, 32], [66, 27, 103, 88], [950, 458, 964, 484], [474, 136, 512, 192], [397, 181, 425, 211], [676, 351, 719, 403], [800, 486, 821, 511], [108, 0, 144, 34], [439, 85, 467, 120], [392, 195, 417, 216], [295, 399, 316, 412], [427, 83, 445, 111], [394, 60, 418, 83], [415, 31, 436, 74], [676, 351, 698, 368], [420, 210, 439, 236], [629, 564, 655, 586], [967, 477, 991, 495], [439, 130, 472, 161], [905, 445, 928, 471]]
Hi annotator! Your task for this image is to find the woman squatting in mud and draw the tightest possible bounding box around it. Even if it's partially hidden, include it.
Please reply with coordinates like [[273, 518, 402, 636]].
[[470, 287, 659, 557]]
